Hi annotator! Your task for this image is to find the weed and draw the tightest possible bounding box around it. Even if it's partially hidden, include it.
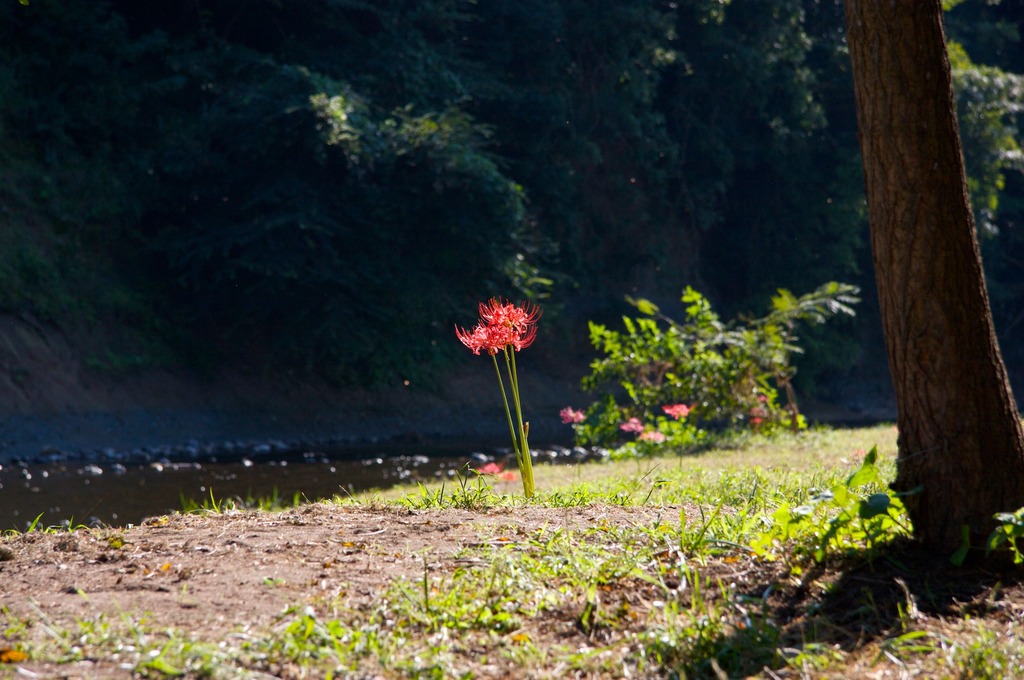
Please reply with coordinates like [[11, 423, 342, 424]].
[[541, 483, 596, 507], [399, 467, 509, 510], [750, 446, 910, 564], [2, 512, 91, 536], [942, 623, 1024, 679], [985, 507, 1024, 564], [178, 488, 305, 515]]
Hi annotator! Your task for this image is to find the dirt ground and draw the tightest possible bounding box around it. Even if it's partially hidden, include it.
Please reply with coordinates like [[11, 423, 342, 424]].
[[5, 501, 1024, 679], [1, 503, 692, 678]]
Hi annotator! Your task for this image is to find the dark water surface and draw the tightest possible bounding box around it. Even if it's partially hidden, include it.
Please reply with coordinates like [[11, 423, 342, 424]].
[[0, 447, 498, 531]]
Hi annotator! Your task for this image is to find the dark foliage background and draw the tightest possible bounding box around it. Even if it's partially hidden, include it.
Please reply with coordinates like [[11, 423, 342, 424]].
[[1, 0, 1021, 396]]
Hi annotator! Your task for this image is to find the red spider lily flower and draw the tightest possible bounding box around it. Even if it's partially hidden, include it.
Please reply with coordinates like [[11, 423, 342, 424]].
[[510, 322, 538, 351], [479, 299, 541, 331], [498, 470, 518, 482], [455, 298, 543, 498], [455, 323, 499, 355], [478, 299, 541, 352], [662, 403, 691, 420], [619, 417, 644, 434], [560, 407, 586, 424], [456, 299, 540, 355]]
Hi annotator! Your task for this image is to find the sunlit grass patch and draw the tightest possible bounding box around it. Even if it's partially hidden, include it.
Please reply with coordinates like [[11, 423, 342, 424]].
[[351, 423, 898, 506], [1, 608, 233, 677]]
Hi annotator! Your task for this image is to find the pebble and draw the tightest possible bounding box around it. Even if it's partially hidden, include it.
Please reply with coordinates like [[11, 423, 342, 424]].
[[11, 429, 601, 471]]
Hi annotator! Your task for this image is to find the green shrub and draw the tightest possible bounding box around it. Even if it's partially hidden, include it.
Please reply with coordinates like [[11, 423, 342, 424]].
[[572, 281, 859, 448]]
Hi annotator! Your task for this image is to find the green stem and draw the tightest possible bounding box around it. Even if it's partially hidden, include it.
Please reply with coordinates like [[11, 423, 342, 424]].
[[505, 348, 534, 497], [491, 353, 520, 483]]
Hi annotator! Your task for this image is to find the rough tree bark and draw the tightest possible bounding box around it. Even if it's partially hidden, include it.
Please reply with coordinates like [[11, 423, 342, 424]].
[[844, 0, 1024, 552]]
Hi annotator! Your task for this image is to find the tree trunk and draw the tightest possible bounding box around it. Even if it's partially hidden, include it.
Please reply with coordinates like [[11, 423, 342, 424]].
[[844, 0, 1024, 552]]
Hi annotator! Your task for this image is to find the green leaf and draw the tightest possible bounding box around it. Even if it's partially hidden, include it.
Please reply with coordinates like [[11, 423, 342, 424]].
[[771, 288, 798, 314], [846, 447, 880, 488], [986, 528, 1008, 554], [627, 296, 661, 317], [859, 493, 892, 520], [831, 485, 850, 506], [137, 658, 184, 676], [951, 525, 972, 566]]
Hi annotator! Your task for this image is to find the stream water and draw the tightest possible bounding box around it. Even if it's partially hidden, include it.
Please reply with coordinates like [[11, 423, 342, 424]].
[[0, 446, 516, 531], [0, 438, 597, 531]]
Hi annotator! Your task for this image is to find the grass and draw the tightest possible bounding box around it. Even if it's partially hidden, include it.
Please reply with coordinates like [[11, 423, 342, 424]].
[[177, 488, 308, 515], [364, 424, 894, 507], [7, 423, 1024, 677]]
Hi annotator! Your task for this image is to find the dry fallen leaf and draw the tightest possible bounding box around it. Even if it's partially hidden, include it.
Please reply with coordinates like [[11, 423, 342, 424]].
[[0, 648, 29, 664]]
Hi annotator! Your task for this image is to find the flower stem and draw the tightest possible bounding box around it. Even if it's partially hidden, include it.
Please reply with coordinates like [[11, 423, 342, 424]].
[[505, 348, 534, 497], [491, 354, 521, 486]]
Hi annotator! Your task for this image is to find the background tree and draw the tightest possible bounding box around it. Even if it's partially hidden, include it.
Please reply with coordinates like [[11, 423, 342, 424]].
[[1, 0, 1022, 400], [844, 0, 1024, 551]]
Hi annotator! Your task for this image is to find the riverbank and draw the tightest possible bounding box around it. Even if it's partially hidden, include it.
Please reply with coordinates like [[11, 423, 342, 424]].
[[0, 369, 586, 465], [0, 311, 896, 465], [0, 312, 593, 463]]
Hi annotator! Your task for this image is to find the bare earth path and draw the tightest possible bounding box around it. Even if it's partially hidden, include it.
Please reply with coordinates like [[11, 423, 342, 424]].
[[1, 503, 695, 678]]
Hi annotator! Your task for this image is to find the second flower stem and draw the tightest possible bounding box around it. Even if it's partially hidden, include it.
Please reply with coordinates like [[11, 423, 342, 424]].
[[491, 352, 534, 497], [505, 348, 534, 497]]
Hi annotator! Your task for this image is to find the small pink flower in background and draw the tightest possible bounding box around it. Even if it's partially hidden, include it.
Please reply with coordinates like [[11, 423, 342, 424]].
[[560, 407, 586, 424], [749, 397, 769, 426], [620, 417, 645, 434], [475, 461, 518, 482], [662, 403, 691, 420], [638, 430, 667, 443], [476, 462, 504, 475]]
